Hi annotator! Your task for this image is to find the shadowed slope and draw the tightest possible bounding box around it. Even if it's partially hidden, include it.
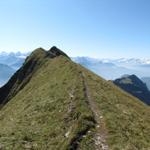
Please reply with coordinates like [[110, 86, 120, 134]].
[[113, 75, 150, 105]]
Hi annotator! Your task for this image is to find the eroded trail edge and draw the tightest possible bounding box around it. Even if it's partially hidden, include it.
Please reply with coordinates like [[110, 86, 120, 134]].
[[81, 72, 109, 150]]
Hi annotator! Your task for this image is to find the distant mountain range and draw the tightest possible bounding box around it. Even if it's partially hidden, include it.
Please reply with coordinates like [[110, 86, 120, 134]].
[[0, 52, 29, 86], [1, 52, 150, 87], [72, 57, 150, 80], [0, 64, 15, 86], [0, 51, 28, 69]]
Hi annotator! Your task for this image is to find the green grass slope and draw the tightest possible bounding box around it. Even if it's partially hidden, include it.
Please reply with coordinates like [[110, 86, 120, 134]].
[[0, 47, 149, 150], [80, 67, 150, 150]]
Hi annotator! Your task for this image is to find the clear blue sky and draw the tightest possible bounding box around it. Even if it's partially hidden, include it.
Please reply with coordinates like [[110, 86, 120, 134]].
[[0, 0, 150, 58]]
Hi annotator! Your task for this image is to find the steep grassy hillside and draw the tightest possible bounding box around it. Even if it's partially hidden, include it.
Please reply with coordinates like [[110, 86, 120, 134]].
[[80, 67, 150, 150], [0, 47, 149, 150]]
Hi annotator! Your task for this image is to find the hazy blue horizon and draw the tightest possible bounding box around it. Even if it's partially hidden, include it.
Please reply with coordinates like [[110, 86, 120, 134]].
[[0, 0, 150, 58], [1, 50, 150, 60]]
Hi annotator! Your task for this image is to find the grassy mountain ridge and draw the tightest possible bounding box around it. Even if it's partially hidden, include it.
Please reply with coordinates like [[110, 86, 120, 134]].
[[79, 66, 150, 149], [0, 47, 69, 106], [0, 55, 96, 149], [0, 47, 150, 149]]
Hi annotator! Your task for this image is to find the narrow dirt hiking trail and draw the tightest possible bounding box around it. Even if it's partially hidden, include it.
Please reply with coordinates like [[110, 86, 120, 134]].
[[81, 72, 109, 150]]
